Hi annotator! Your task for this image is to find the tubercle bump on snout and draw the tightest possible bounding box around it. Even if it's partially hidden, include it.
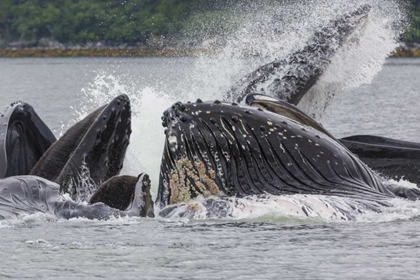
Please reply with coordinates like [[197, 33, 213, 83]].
[[161, 101, 188, 129], [162, 99, 247, 129]]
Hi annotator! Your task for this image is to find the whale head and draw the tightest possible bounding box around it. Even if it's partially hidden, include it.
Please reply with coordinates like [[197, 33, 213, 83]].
[[158, 98, 392, 208]]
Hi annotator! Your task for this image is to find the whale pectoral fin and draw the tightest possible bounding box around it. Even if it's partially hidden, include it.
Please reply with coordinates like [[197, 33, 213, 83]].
[[0, 102, 56, 178], [126, 173, 155, 218], [340, 135, 420, 186], [245, 93, 337, 140]]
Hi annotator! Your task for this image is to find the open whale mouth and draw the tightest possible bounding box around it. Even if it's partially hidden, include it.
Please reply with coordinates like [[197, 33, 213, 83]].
[[89, 173, 155, 218], [30, 94, 132, 201], [157, 99, 395, 208]]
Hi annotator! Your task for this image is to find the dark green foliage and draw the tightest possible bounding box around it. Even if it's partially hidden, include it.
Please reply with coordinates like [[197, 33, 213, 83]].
[[0, 0, 203, 45], [0, 0, 419, 46], [405, 0, 420, 43]]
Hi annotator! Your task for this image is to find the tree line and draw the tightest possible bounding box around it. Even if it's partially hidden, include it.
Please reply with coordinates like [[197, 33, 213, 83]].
[[405, 0, 420, 43], [0, 0, 232, 46], [0, 0, 419, 47]]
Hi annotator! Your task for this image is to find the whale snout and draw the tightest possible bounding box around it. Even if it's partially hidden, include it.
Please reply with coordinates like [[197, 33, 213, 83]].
[[161, 101, 191, 129]]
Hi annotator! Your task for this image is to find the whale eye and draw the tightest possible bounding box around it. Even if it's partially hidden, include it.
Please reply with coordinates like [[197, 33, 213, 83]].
[[214, 100, 221, 104], [210, 118, 217, 124], [180, 116, 187, 122], [245, 110, 251, 114], [260, 126, 266, 132], [196, 98, 203, 103], [232, 102, 238, 106], [258, 108, 263, 112], [231, 116, 239, 123]]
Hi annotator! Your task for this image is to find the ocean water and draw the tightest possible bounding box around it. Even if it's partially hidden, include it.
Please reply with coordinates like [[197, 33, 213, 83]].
[[1, 57, 420, 279], [1, 1, 419, 278]]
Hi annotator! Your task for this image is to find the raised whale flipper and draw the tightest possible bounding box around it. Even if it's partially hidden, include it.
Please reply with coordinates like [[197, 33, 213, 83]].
[[0, 101, 56, 178], [225, 5, 371, 104], [89, 174, 155, 217], [124, 173, 155, 218], [157, 99, 411, 208], [340, 135, 420, 186], [245, 93, 336, 139], [246, 94, 420, 187], [30, 95, 131, 201]]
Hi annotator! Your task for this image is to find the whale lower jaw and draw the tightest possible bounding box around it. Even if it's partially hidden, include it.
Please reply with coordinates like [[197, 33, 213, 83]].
[[158, 194, 386, 221]]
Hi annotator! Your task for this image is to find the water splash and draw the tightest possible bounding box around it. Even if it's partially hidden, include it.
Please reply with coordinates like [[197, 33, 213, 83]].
[[78, 72, 174, 189], [75, 0, 408, 220], [67, 160, 97, 202]]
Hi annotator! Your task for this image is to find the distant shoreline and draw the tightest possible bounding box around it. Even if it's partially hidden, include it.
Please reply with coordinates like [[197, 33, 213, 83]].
[[0, 47, 419, 58], [0, 48, 202, 58]]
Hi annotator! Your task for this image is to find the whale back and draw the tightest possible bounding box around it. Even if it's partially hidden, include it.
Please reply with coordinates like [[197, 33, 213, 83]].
[[158, 100, 395, 208], [0, 102, 56, 178]]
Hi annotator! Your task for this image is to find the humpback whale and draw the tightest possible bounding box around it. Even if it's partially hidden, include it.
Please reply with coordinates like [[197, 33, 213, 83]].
[[226, 5, 371, 104], [0, 95, 147, 220], [0, 101, 56, 178], [246, 93, 420, 186], [223, 5, 420, 187], [340, 136, 420, 186], [0, 174, 153, 220], [30, 94, 132, 201], [157, 99, 420, 210], [0, 5, 417, 221], [90, 175, 155, 218]]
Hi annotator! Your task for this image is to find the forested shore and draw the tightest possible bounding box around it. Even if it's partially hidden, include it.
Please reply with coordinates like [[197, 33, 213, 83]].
[[1, 0, 420, 57]]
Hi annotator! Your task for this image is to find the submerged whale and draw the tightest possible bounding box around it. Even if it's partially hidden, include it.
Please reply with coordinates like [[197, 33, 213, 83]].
[[0, 174, 152, 220], [157, 99, 420, 212]]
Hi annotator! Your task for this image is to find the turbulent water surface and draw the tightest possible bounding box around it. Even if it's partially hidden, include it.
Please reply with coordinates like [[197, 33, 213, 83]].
[[1, 57, 420, 279], [0, 1, 419, 277]]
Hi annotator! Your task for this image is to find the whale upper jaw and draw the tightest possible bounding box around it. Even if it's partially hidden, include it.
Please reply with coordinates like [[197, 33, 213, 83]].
[[30, 94, 132, 201]]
